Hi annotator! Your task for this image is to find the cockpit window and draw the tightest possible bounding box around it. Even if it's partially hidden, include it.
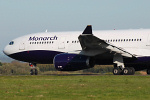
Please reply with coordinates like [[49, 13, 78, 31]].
[[9, 41, 14, 45]]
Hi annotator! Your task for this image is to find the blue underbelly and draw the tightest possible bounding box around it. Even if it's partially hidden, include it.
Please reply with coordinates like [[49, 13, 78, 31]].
[[9, 50, 63, 64]]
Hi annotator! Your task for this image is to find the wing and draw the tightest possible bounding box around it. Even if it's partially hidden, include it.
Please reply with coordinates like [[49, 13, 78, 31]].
[[78, 25, 136, 58]]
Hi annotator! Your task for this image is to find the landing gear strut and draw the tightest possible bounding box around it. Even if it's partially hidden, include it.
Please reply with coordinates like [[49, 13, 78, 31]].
[[113, 54, 135, 75], [29, 63, 38, 75]]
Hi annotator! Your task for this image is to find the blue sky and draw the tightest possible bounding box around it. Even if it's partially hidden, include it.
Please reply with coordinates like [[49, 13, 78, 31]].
[[1, 0, 150, 54]]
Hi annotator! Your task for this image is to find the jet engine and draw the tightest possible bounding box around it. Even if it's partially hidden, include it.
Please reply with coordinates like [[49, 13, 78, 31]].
[[54, 53, 95, 71]]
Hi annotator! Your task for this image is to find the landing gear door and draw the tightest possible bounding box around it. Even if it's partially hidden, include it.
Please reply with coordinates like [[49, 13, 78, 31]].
[[19, 42, 25, 50], [58, 37, 65, 49]]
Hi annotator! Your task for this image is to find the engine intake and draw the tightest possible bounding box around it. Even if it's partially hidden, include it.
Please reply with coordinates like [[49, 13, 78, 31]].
[[54, 53, 95, 71]]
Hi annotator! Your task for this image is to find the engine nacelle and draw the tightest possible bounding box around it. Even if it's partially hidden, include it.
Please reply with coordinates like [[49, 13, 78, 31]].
[[54, 53, 95, 71]]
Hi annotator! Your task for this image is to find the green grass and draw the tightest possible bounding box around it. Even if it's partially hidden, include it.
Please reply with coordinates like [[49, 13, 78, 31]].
[[0, 75, 150, 100]]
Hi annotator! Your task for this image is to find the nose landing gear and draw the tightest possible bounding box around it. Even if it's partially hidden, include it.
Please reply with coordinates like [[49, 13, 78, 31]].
[[29, 63, 38, 75]]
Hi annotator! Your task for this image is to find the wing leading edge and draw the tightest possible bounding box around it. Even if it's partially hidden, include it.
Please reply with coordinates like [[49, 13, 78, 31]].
[[78, 25, 136, 58]]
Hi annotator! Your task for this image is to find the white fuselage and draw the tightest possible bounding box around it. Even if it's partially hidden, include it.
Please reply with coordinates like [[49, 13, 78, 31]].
[[4, 29, 150, 56], [3, 29, 150, 65]]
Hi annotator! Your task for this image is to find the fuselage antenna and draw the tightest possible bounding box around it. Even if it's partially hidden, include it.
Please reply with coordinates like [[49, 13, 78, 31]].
[[45, 29, 48, 32]]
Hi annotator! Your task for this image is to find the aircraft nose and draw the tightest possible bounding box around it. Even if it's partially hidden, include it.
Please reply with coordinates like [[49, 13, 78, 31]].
[[3, 45, 11, 55]]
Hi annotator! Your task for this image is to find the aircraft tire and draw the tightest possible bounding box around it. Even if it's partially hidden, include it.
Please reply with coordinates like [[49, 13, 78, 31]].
[[113, 67, 122, 75], [147, 69, 150, 75], [35, 69, 38, 75], [30, 69, 34, 75], [129, 67, 135, 75], [123, 67, 132, 75]]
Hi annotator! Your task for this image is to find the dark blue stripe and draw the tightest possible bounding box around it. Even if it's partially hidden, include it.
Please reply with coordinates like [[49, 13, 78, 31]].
[[8, 50, 150, 66], [8, 50, 63, 64]]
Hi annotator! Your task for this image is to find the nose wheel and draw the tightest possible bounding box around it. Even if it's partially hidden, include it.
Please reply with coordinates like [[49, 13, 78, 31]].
[[29, 63, 38, 75], [30, 69, 38, 75]]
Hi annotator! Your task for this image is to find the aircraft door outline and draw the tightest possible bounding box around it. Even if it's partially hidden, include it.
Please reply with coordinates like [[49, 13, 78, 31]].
[[58, 37, 66, 49]]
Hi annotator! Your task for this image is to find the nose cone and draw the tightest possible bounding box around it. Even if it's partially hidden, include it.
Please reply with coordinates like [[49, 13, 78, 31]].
[[3, 45, 11, 56]]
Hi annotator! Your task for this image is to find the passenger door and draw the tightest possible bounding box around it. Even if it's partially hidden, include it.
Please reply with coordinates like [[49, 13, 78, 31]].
[[58, 37, 66, 49], [19, 42, 25, 50]]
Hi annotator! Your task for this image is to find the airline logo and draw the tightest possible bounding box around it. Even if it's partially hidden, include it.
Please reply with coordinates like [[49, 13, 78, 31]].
[[29, 36, 58, 41]]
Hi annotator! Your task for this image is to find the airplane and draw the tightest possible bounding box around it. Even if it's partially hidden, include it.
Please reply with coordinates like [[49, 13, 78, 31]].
[[3, 25, 150, 75]]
